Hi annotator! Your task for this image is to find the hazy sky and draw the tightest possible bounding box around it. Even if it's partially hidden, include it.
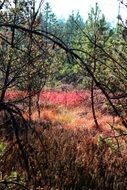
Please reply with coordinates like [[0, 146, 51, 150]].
[[44, 0, 127, 24]]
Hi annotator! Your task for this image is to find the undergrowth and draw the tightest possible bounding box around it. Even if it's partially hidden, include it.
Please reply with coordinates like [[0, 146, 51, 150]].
[[1, 90, 127, 189], [0, 123, 127, 190]]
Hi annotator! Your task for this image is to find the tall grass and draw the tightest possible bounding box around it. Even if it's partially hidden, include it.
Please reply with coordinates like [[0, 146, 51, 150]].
[[1, 90, 127, 189], [1, 123, 126, 190]]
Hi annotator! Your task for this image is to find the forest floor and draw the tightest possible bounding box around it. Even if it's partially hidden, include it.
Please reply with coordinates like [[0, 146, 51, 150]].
[[6, 89, 126, 135], [23, 90, 126, 137], [4, 90, 127, 190]]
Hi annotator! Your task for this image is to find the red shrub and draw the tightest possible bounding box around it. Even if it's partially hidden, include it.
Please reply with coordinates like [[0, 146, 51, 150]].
[[5, 90, 26, 100], [40, 90, 90, 107]]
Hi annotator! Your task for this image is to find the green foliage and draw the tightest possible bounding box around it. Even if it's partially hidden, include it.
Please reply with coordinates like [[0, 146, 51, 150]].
[[0, 142, 5, 155], [81, 3, 114, 85]]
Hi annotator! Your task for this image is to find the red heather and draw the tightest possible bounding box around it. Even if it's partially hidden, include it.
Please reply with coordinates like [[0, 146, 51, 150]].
[[40, 91, 89, 107]]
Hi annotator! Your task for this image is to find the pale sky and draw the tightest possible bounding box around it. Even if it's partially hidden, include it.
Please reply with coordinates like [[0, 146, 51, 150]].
[[44, 0, 127, 24]]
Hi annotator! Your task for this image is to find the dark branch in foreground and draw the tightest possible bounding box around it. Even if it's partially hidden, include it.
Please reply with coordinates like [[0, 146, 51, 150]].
[[0, 180, 29, 190]]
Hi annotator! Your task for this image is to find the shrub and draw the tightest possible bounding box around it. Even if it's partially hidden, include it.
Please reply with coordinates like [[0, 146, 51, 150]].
[[1, 124, 126, 190]]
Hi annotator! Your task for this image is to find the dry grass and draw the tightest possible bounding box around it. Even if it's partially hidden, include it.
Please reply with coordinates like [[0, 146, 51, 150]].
[[1, 90, 127, 189], [1, 123, 127, 189], [26, 103, 126, 135]]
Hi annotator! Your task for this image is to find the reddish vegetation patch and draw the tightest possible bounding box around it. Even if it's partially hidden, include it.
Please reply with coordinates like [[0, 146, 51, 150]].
[[5, 90, 26, 100], [4, 90, 125, 134], [5, 90, 90, 107], [40, 90, 90, 107]]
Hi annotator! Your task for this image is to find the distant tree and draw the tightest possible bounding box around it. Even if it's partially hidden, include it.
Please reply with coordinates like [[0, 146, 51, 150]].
[[53, 11, 85, 85], [41, 2, 58, 35]]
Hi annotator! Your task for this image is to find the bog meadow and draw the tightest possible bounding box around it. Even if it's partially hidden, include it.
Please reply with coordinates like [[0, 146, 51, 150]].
[[0, 0, 127, 189]]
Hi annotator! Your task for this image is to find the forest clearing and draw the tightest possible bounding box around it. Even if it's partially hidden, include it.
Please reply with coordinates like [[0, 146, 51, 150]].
[[5, 89, 126, 132], [0, 0, 127, 189], [1, 89, 126, 190]]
